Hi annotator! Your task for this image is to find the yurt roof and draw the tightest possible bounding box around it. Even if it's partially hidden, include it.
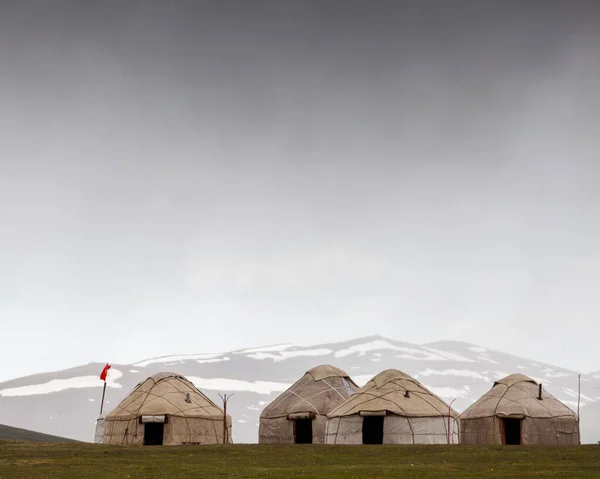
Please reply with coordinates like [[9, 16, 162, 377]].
[[105, 372, 228, 421], [493, 373, 537, 388], [260, 365, 358, 419], [305, 364, 352, 381], [328, 369, 459, 419], [460, 373, 577, 420]]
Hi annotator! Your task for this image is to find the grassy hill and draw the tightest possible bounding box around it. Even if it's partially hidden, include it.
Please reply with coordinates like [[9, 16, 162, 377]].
[[1, 441, 599, 478], [0, 424, 76, 443]]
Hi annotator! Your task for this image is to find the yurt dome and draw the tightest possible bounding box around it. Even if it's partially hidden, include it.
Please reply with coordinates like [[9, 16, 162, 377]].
[[459, 373, 579, 445], [326, 369, 459, 444], [103, 372, 231, 446], [259, 365, 358, 444]]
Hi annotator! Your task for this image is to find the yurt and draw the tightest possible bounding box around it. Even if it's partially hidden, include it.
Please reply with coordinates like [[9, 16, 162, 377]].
[[259, 365, 359, 444], [103, 372, 232, 446], [459, 373, 579, 445], [326, 369, 459, 444]]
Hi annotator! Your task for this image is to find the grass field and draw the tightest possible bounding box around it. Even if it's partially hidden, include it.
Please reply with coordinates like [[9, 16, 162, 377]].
[[1, 441, 599, 478]]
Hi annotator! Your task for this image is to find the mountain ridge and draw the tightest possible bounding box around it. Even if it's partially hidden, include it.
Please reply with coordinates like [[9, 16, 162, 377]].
[[5, 334, 591, 384], [0, 335, 598, 444], [0, 423, 77, 443]]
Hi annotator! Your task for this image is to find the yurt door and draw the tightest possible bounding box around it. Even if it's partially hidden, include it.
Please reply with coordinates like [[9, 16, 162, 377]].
[[362, 416, 384, 444], [293, 419, 313, 444], [144, 423, 164, 445], [500, 418, 522, 445]]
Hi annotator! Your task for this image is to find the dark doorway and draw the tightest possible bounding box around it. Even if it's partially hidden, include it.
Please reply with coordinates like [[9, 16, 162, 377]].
[[502, 418, 521, 445], [144, 422, 164, 445], [294, 419, 313, 444], [362, 416, 384, 444]]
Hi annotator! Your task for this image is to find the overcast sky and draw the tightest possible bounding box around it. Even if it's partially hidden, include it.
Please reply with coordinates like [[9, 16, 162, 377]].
[[1, 1, 599, 382]]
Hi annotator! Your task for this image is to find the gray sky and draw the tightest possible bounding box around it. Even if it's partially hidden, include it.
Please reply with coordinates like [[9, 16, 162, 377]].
[[1, 1, 599, 382]]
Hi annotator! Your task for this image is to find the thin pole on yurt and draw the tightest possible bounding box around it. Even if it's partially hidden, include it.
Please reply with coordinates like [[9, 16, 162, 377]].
[[577, 374, 581, 419], [218, 393, 234, 444], [577, 374, 582, 445], [99, 381, 107, 415], [447, 398, 456, 444]]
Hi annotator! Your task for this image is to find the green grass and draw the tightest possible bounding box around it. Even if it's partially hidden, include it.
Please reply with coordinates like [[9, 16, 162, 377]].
[[1, 441, 600, 478]]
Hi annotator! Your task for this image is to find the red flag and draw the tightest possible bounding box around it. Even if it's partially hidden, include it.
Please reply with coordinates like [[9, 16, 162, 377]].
[[100, 363, 111, 381]]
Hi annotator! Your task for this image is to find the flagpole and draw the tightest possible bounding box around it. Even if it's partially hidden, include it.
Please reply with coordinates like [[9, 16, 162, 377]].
[[98, 363, 111, 416], [95, 363, 111, 444], [99, 381, 107, 415]]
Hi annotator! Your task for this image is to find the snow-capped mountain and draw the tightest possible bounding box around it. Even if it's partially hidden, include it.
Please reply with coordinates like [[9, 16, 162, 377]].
[[1, 335, 599, 443]]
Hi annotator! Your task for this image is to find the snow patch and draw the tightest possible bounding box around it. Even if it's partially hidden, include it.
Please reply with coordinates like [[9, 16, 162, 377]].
[[332, 344, 446, 361], [0, 369, 124, 397], [335, 340, 426, 358], [238, 344, 295, 354], [416, 369, 491, 382], [129, 369, 140, 373], [562, 387, 592, 401], [197, 357, 230, 364], [475, 356, 499, 364], [335, 340, 397, 357], [469, 346, 488, 353], [421, 347, 474, 362], [395, 353, 443, 361], [516, 365, 526, 369], [246, 349, 333, 362], [396, 346, 435, 355], [237, 420, 247, 423], [544, 372, 571, 378], [424, 385, 471, 399], [188, 377, 289, 395], [132, 354, 222, 367]]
